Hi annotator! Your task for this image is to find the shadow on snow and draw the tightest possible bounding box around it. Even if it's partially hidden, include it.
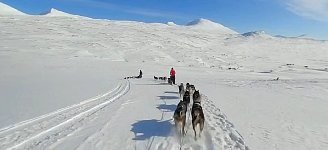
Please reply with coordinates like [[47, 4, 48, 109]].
[[131, 119, 172, 140], [157, 95, 179, 100], [156, 104, 176, 112], [135, 83, 169, 86], [164, 91, 179, 94]]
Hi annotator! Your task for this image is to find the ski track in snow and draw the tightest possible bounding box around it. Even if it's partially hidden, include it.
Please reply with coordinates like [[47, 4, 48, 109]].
[[0, 80, 130, 150]]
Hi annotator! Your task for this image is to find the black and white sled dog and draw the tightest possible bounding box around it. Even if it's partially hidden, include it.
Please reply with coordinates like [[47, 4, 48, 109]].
[[178, 83, 185, 98], [173, 100, 188, 136], [186, 83, 190, 90], [186, 83, 196, 95], [191, 100, 205, 140], [192, 90, 201, 104], [183, 91, 190, 105], [189, 85, 196, 95]]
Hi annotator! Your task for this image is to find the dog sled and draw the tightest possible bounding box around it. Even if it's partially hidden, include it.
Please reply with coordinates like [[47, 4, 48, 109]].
[[168, 78, 172, 85]]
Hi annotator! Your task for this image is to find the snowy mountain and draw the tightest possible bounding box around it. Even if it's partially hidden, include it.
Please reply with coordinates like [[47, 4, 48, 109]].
[[242, 31, 267, 37], [40, 8, 87, 18], [240, 31, 276, 40], [167, 21, 177, 26], [0, 2, 26, 15], [186, 18, 238, 34], [0, 3, 328, 150], [273, 34, 323, 42]]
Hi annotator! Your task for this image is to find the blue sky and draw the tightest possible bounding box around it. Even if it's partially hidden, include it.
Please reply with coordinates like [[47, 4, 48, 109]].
[[2, 0, 328, 40]]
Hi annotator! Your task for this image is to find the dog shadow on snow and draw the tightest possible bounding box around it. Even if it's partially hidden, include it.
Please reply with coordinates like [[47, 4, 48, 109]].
[[157, 95, 179, 100], [157, 92, 179, 111], [156, 104, 176, 112], [131, 119, 172, 140], [164, 91, 179, 94], [136, 83, 169, 86]]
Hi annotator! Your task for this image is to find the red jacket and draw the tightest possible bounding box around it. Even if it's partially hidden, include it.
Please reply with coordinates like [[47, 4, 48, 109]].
[[170, 68, 176, 76]]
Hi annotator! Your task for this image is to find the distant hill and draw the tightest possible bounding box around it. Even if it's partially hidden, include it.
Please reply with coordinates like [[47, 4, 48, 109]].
[[242, 31, 272, 38], [186, 18, 237, 34]]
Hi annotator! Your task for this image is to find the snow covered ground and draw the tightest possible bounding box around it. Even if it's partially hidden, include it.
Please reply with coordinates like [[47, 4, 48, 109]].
[[1, 2, 328, 150]]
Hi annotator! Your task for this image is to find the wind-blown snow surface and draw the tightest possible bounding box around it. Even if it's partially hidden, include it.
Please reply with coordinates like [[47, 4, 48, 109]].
[[1, 6, 328, 150]]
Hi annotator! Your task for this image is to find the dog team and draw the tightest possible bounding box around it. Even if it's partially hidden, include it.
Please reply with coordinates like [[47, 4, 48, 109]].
[[173, 82, 205, 140], [124, 68, 204, 140], [124, 70, 143, 79], [154, 67, 176, 85]]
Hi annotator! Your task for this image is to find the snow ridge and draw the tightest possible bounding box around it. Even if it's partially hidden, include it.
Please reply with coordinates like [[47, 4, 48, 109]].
[[242, 30, 272, 38], [0, 2, 26, 15]]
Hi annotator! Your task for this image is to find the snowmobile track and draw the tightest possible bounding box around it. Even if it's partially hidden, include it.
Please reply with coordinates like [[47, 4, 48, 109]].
[[0, 80, 130, 150]]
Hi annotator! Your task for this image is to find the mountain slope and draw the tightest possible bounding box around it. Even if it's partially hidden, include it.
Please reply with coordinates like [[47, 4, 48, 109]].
[[0, 2, 26, 15]]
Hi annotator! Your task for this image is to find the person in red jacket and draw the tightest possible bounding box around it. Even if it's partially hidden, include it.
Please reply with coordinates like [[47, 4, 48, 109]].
[[170, 67, 176, 85]]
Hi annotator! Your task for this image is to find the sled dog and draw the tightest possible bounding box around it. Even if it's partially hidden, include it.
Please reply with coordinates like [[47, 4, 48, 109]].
[[186, 83, 195, 94], [183, 91, 190, 105], [173, 100, 188, 136], [193, 90, 201, 104], [191, 102, 205, 140], [178, 83, 185, 98]]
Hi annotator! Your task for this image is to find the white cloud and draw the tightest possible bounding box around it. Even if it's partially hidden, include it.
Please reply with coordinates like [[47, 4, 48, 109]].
[[284, 0, 328, 22]]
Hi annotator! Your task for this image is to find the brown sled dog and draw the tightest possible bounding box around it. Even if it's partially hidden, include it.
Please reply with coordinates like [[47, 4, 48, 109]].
[[173, 100, 188, 136], [191, 101, 205, 140]]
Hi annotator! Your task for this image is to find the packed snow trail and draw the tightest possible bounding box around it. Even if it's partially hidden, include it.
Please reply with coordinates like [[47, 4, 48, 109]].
[[0, 78, 247, 149], [69, 78, 246, 150], [154, 90, 247, 150]]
